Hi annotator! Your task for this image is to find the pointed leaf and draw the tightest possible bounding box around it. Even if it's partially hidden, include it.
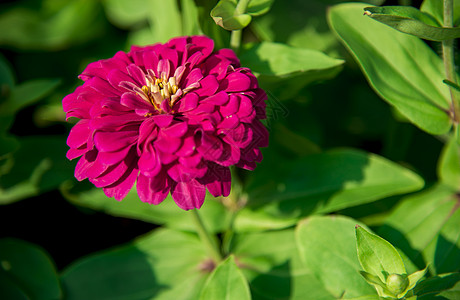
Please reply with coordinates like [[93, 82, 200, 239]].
[[413, 272, 460, 298], [407, 266, 428, 292], [328, 3, 452, 135], [246, 0, 274, 16], [200, 255, 251, 300], [364, 6, 460, 41], [356, 226, 406, 282]]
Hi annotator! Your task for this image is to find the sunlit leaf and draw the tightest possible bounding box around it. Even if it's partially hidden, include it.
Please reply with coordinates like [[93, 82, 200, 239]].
[[438, 136, 460, 190], [364, 6, 460, 41], [421, 0, 460, 26], [211, 0, 252, 31], [199, 255, 251, 300], [328, 3, 452, 135]]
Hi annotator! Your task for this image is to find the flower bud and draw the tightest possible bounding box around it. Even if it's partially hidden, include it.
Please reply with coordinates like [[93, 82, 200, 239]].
[[386, 273, 409, 296]]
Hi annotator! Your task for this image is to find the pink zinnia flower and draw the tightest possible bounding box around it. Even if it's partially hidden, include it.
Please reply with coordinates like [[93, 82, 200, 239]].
[[63, 36, 268, 210]]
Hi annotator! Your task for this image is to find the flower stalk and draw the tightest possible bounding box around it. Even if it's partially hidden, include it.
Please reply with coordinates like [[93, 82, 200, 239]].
[[191, 209, 223, 263], [443, 0, 460, 123], [230, 0, 251, 52]]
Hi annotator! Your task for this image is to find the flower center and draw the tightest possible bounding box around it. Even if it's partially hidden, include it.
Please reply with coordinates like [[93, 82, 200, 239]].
[[140, 74, 182, 112]]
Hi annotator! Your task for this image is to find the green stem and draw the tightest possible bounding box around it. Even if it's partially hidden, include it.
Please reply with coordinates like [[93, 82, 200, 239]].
[[230, 0, 251, 52], [443, 0, 460, 123], [191, 209, 222, 263]]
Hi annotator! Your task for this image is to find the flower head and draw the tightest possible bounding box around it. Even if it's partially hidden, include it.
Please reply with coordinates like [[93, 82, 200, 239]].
[[63, 36, 268, 210]]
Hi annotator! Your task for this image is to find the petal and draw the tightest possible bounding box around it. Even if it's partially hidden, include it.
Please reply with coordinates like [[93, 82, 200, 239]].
[[178, 92, 198, 112], [138, 144, 162, 177], [127, 64, 147, 87], [220, 94, 239, 116], [103, 166, 139, 201], [201, 91, 229, 106], [67, 119, 91, 149], [194, 75, 219, 97], [94, 130, 138, 152], [136, 172, 170, 205], [121, 92, 153, 111], [171, 179, 206, 210], [221, 72, 251, 92], [162, 121, 188, 138]]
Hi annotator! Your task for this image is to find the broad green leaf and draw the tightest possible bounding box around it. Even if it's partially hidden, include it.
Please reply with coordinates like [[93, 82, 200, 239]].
[[0, 136, 74, 204], [0, 273, 29, 300], [200, 255, 251, 300], [356, 226, 406, 281], [438, 137, 460, 190], [232, 229, 336, 300], [296, 215, 377, 298], [211, 0, 252, 31], [0, 238, 61, 300], [62, 228, 209, 300], [421, 0, 460, 26], [378, 184, 458, 272], [0, 0, 105, 50], [148, 0, 182, 43], [103, 0, 149, 28], [438, 281, 460, 299], [62, 181, 230, 233], [364, 6, 460, 41], [245, 148, 424, 220], [239, 42, 343, 98], [246, 0, 274, 16], [328, 3, 452, 135], [414, 272, 460, 299], [0, 78, 60, 115]]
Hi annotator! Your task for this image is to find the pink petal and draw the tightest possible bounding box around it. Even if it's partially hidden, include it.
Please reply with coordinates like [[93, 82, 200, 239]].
[[221, 72, 251, 92], [127, 64, 147, 87], [194, 75, 218, 97], [136, 172, 170, 205], [103, 166, 139, 201], [220, 94, 239, 116], [171, 179, 206, 210], [67, 119, 91, 149], [94, 130, 138, 152], [201, 91, 229, 105]]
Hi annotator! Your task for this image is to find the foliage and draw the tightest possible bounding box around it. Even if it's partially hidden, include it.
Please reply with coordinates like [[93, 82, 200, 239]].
[[1, 0, 459, 299]]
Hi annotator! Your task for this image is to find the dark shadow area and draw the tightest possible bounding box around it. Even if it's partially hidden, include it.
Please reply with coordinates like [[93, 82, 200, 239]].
[[414, 273, 460, 299], [249, 261, 292, 300], [434, 234, 460, 275], [0, 190, 154, 270]]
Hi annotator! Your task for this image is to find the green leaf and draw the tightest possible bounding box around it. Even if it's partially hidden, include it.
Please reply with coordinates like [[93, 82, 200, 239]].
[[423, 204, 460, 275], [62, 228, 209, 300], [414, 272, 460, 299], [211, 0, 252, 31], [356, 226, 406, 280], [0, 53, 14, 88], [378, 184, 459, 273], [0, 79, 60, 115], [0, 238, 61, 300], [246, 0, 274, 16], [421, 0, 460, 27], [245, 148, 424, 220], [239, 42, 343, 98], [364, 6, 460, 41], [296, 215, 377, 298], [328, 3, 452, 135], [232, 228, 336, 300], [103, 0, 149, 28], [0, 136, 74, 204], [62, 181, 230, 233], [438, 136, 460, 190], [200, 255, 251, 300], [407, 266, 428, 292]]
